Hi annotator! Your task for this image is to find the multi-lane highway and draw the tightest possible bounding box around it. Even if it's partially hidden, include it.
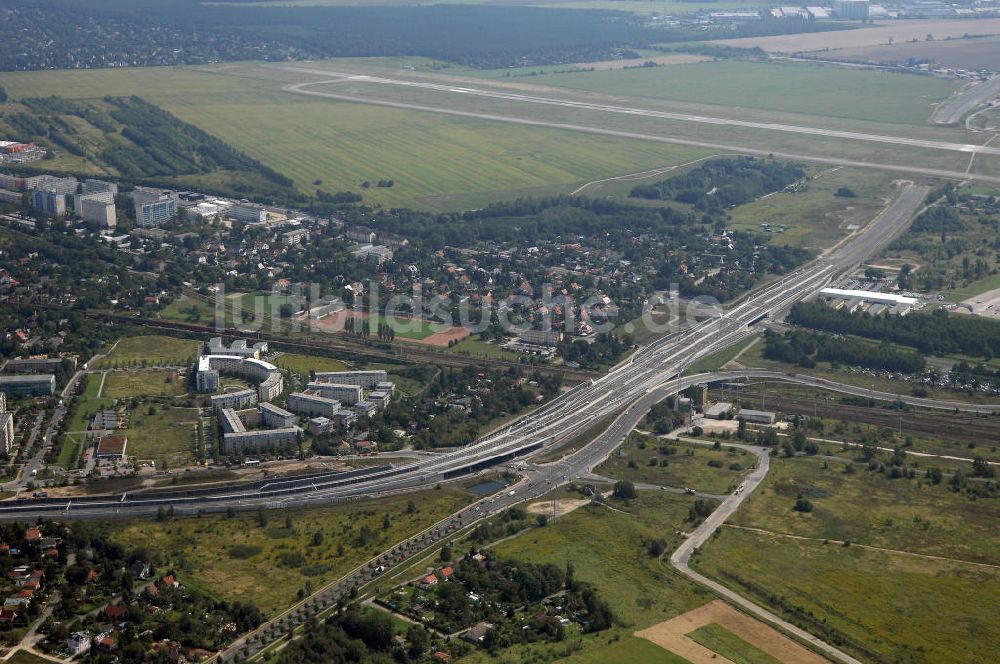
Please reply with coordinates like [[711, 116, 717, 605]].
[[0, 183, 931, 523]]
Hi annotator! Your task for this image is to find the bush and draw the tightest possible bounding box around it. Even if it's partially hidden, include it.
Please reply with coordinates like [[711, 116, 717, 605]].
[[277, 552, 306, 568], [229, 545, 263, 559], [793, 498, 814, 513], [612, 480, 637, 500]]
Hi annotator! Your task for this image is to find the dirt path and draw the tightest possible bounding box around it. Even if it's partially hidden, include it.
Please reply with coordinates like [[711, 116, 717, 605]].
[[635, 599, 829, 664], [724, 524, 1000, 570]]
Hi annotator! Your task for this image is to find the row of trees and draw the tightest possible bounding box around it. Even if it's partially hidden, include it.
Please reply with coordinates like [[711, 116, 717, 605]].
[[762, 329, 926, 373], [788, 300, 1000, 359]]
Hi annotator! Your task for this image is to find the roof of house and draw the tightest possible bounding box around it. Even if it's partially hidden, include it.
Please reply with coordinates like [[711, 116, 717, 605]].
[[105, 604, 127, 618]]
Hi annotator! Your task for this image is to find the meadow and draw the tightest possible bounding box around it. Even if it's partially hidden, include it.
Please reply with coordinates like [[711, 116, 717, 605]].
[[107, 488, 472, 616], [694, 527, 1000, 663], [596, 436, 753, 494], [494, 490, 712, 628], [274, 352, 351, 376], [727, 166, 897, 250], [125, 404, 200, 469], [66, 373, 114, 433], [100, 369, 188, 399], [730, 455, 1000, 566], [93, 335, 199, 369]]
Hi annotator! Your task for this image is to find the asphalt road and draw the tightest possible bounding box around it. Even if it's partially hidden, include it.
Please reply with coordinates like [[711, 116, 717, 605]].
[[932, 75, 1000, 125]]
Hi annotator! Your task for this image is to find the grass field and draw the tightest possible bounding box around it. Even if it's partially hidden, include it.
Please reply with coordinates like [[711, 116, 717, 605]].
[[368, 314, 447, 340], [5, 651, 52, 664], [107, 488, 472, 616], [0, 64, 716, 210], [727, 167, 896, 250], [94, 335, 199, 369], [459, 490, 720, 663], [274, 352, 351, 376], [101, 370, 188, 399], [158, 294, 220, 325], [597, 436, 753, 494], [687, 623, 781, 664], [684, 333, 760, 374], [730, 455, 1000, 566], [947, 272, 1000, 301], [125, 405, 199, 468], [694, 527, 1000, 663], [445, 335, 521, 361], [67, 373, 114, 432], [494, 490, 712, 628], [470, 59, 960, 126]]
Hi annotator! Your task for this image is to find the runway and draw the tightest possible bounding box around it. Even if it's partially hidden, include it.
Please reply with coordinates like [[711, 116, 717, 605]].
[[272, 64, 1000, 157], [277, 73, 1000, 185]]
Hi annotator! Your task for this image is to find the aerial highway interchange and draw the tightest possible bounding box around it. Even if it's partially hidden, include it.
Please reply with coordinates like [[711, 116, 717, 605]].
[[0, 184, 940, 520]]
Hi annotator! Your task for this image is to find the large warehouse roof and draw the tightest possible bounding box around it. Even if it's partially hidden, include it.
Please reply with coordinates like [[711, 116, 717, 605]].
[[819, 288, 917, 306]]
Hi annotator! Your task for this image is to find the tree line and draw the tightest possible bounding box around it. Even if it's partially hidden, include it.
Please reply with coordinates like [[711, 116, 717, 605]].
[[762, 328, 926, 373], [788, 300, 1000, 359]]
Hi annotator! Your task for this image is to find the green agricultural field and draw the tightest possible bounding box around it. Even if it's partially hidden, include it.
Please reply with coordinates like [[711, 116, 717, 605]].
[[730, 455, 1000, 566], [107, 488, 472, 616], [597, 436, 753, 494], [694, 527, 1000, 663], [125, 405, 200, 469], [688, 623, 781, 664], [93, 335, 198, 370], [274, 352, 351, 376], [101, 369, 188, 399], [470, 59, 961, 126]]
